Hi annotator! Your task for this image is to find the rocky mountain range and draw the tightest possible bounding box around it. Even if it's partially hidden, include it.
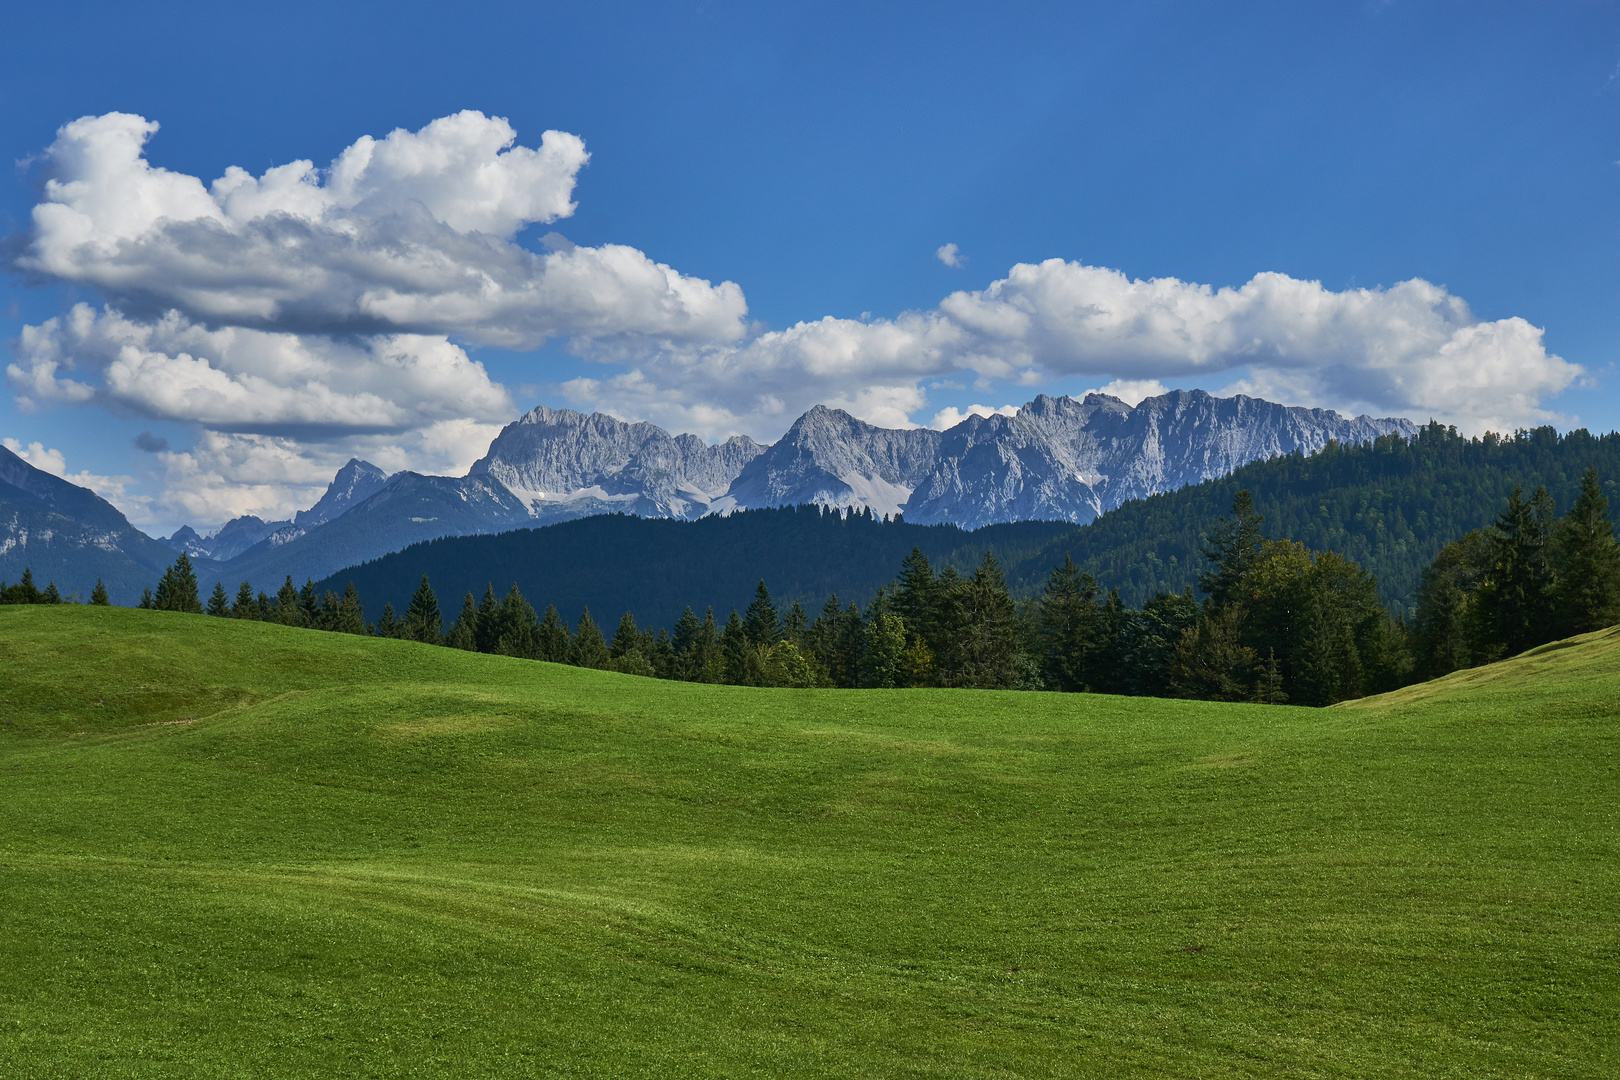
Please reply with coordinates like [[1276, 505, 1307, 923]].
[[4, 389, 1415, 601]]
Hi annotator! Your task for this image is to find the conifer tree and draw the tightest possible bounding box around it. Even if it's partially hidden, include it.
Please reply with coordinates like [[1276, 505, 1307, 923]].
[[783, 600, 808, 645], [941, 551, 1021, 689], [232, 581, 256, 618], [42, 581, 62, 604], [742, 580, 780, 646], [90, 579, 110, 606], [274, 576, 302, 625], [152, 554, 203, 613], [1169, 606, 1258, 701], [17, 567, 40, 603], [569, 608, 610, 668], [474, 584, 500, 653], [721, 608, 751, 684], [538, 604, 570, 662], [832, 602, 866, 688], [807, 594, 843, 678], [610, 611, 640, 658], [492, 584, 540, 657], [1412, 530, 1490, 677], [1480, 485, 1556, 656], [1199, 490, 1266, 611], [447, 592, 480, 650], [138, 586, 154, 609], [695, 607, 722, 682], [298, 579, 321, 627], [404, 575, 442, 643], [648, 627, 676, 678], [375, 603, 401, 638], [1553, 466, 1620, 636], [893, 547, 942, 651], [671, 606, 702, 679], [1037, 554, 1103, 692], [207, 582, 230, 616], [318, 590, 341, 630], [334, 582, 369, 635]]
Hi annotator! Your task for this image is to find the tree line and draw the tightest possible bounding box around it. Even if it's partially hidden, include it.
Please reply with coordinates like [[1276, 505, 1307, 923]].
[[26, 464, 1620, 706]]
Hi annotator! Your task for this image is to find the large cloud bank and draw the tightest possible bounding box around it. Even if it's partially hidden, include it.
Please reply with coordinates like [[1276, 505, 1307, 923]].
[[567, 262, 1581, 438], [6, 110, 1583, 527]]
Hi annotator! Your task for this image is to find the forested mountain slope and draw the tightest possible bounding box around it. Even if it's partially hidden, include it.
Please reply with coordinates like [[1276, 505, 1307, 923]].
[[1005, 423, 1620, 614], [316, 508, 1077, 629]]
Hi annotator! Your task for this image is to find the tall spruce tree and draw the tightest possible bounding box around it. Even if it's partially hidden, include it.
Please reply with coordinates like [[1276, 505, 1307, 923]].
[[783, 600, 808, 644], [742, 580, 780, 647], [492, 584, 540, 657], [1198, 490, 1266, 611], [232, 581, 256, 618], [446, 592, 480, 650], [695, 607, 722, 683], [89, 579, 110, 606], [1480, 485, 1557, 657], [610, 611, 641, 659], [298, 579, 321, 627], [207, 582, 230, 616], [1412, 530, 1491, 678], [938, 551, 1022, 689], [474, 584, 500, 653], [569, 608, 610, 669], [375, 603, 401, 638], [537, 604, 570, 662], [333, 582, 369, 635], [405, 575, 443, 643], [721, 609, 752, 684], [1036, 554, 1103, 692], [671, 606, 702, 680], [274, 576, 302, 625], [1553, 466, 1620, 636], [154, 554, 204, 614]]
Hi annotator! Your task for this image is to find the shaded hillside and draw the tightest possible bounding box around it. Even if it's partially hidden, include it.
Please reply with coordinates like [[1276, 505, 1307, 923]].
[[315, 507, 1077, 627]]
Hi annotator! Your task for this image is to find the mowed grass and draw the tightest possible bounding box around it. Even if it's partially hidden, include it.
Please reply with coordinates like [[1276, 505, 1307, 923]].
[[1, 607, 1616, 1079]]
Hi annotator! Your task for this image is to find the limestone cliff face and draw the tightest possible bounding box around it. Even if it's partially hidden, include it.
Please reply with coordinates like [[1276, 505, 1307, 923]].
[[903, 390, 1416, 528], [721, 405, 943, 518], [469, 404, 765, 519]]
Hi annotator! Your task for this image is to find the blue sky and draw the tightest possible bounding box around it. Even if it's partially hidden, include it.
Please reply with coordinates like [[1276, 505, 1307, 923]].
[[2, 0, 1617, 534]]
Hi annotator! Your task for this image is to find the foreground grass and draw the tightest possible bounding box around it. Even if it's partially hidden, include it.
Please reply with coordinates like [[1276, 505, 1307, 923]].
[[1, 607, 1616, 1078]]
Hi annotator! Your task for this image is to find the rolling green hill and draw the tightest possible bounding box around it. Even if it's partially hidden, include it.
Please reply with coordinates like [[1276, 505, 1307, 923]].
[[2, 606, 1615, 1077]]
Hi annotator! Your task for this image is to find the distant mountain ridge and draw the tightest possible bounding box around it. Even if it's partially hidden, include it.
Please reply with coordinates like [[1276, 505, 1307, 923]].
[[6, 389, 1416, 598]]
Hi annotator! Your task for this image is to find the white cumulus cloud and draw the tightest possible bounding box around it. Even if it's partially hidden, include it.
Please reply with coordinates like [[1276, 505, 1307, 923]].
[[566, 261, 1581, 438], [11, 304, 513, 435], [936, 242, 965, 268], [17, 111, 748, 348]]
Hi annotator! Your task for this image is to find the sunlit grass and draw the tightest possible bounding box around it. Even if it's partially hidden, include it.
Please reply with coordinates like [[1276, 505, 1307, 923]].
[[2, 605, 1615, 1077]]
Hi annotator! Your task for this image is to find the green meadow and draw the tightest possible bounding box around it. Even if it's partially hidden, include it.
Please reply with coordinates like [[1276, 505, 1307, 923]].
[[1, 606, 1616, 1078]]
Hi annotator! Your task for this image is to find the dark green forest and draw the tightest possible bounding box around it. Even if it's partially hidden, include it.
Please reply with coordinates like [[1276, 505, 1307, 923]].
[[316, 507, 1078, 631]]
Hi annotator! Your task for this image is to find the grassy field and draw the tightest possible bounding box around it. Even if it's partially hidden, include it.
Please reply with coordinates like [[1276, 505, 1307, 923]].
[[1, 606, 1616, 1078]]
